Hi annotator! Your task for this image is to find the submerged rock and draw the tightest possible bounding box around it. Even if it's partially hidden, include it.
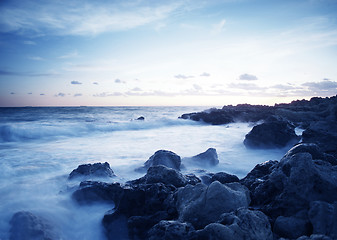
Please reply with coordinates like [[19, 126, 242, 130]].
[[10, 211, 60, 240], [137, 150, 182, 172], [176, 181, 250, 229], [68, 162, 115, 180], [183, 148, 219, 166], [135, 116, 145, 121], [244, 120, 299, 149]]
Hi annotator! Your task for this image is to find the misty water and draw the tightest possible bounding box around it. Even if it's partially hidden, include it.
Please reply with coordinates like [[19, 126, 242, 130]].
[[0, 107, 291, 239]]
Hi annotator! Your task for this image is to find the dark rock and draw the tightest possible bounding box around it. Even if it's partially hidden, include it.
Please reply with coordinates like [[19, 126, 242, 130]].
[[210, 172, 239, 184], [180, 109, 234, 125], [196, 208, 272, 240], [136, 116, 145, 120], [68, 162, 115, 180], [72, 181, 124, 205], [183, 148, 219, 166], [137, 150, 181, 172], [176, 181, 250, 229], [273, 215, 312, 239], [10, 211, 60, 240], [244, 121, 299, 149], [308, 201, 337, 238], [297, 234, 333, 240], [102, 182, 177, 240], [148, 220, 196, 240]]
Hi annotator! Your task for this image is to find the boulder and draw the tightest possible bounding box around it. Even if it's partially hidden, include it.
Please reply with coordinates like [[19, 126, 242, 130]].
[[136, 116, 145, 121], [10, 211, 60, 240], [68, 162, 115, 180], [72, 181, 124, 205], [137, 150, 181, 172], [196, 208, 272, 240], [184, 148, 219, 166], [176, 181, 250, 229], [297, 234, 333, 240], [273, 215, 311, 239], [148, 220, 195, 240], [308, 201, 337, 238], [244, 121, 299, 149], [210, 172, 239, 184]]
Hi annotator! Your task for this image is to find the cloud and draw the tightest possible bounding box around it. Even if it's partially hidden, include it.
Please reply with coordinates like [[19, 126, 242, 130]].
[[0, 0, 183, 36], [93, 92, 125, 97], [200, 72, 210, 77], [302, 80, 337, 92], [238, 73, 258, 81], [71, 80, 82, 85], [323, 78, 330, 81], [228, 82, 264, 90], [23, 40, 36, 45], [212, 19, 226, 34], [28, 56, 44, 61], [10, 92, 15, 95], [115, 79, 126, 84], [59, 51, 78, 59], [174, 74, 194, 79], [40, 93, 45, 96], [27, 92, 32, 95], [0, 69, 58, 77], [55, 92, 66, 97], [74, 93, 82, 97], [93, 82, 99, 85], [193, 84, 202, 90]]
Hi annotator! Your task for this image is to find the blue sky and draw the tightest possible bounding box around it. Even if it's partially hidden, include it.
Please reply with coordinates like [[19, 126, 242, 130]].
[[0, 0, 337, 106]]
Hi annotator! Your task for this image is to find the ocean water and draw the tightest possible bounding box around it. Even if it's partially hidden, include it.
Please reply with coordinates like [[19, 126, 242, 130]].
[[0, 106, 290, 239]]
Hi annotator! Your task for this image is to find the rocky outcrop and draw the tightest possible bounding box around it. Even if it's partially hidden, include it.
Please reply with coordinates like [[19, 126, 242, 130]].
[[183, 148, 219, 166], [244, 120, 299, 148], [10, 211, 60, 240], [68, 162, 115, 180], [148, 220, 196, 240], [137, 150, 182, 172]]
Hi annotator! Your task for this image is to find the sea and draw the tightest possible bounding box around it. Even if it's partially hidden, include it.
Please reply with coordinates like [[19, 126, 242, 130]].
[[0, 106, 291, 239]]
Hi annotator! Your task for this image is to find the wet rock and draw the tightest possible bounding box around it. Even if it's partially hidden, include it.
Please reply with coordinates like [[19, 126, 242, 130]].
[[72, 181, 124, 205], [176, 181, 250, 229], [210, 172, 239, 184], [244, 121, 299, 149], [308, 201, 337, 238], [297, 234, 333, 240], [10, 211, 60, 240], [137, 150, 181, 172], [148, 220, 196, 240], [136, 116, 145, 120], [184, 148, 219, 166], [68, 162, 115, 180]]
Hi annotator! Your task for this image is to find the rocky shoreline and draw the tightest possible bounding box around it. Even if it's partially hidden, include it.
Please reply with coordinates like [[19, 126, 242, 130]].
[[8, 95, 337, 240]]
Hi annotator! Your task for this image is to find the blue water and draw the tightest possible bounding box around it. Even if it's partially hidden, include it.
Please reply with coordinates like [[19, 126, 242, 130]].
[[0, 107, 289, 239]]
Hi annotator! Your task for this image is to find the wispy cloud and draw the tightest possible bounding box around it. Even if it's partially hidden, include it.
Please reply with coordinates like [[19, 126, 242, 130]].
[[174, 74, 194, 79], [0, 69, 58, 77], [23, 40, 36, 45], [115, 79, 126, 84], [74, 93, 82, 97], [28, 56, 44, 61], [93, 82, 99, 85], [55, 93, 66, 97], [200, 72, 210, 77], [0, 0, 183, 36], [59, 51, 78, 59], [212, 19, 226, 34]]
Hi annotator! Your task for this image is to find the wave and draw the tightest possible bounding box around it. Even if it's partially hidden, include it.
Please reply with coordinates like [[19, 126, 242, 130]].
[[0, 118, 201, 143]]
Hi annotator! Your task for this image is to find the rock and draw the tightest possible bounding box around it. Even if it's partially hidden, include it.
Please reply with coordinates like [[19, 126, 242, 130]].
[[297, 234, 333, 240], [273, 215, 311, 239], [308, 201, 337, 238], [68, 162, 115, 180], [196, 208, 272, 240], [148, 220, 196, 240], [72, 181, 124, 205], [180, 109, 234, 125], [184, 148, 219, 166], [244, 120, 299, 149], [136, 116, 145, 120], [245, 147, 337, 222], [10, 211, 60, 240], [176, 181, 250, 229], [137, 150, 182, 172], [210, 172, 239, 184], [102, 182, 177, 240]]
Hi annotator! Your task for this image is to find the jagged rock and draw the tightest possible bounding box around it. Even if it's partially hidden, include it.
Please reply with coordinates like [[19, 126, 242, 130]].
[[184, 148, 219, 166], [10, 211, 60, 240], [297, 234, 333, 240], [196, 208, 272, 240], [210, 172, 239, 184], [137, 150, 181, 172], [68, 162, 115, 180], [102, 183, 177, 240], [273, 215, 311, 239], [148, 220, 196, 240], [244, 121, 299, 149], [308, 201, 337, 238], [72, 181, 124, 205], [176, 181, 250, 229]]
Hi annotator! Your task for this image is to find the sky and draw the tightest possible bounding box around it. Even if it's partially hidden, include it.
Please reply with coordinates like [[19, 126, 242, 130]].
[[0, 0, 337, 107]]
